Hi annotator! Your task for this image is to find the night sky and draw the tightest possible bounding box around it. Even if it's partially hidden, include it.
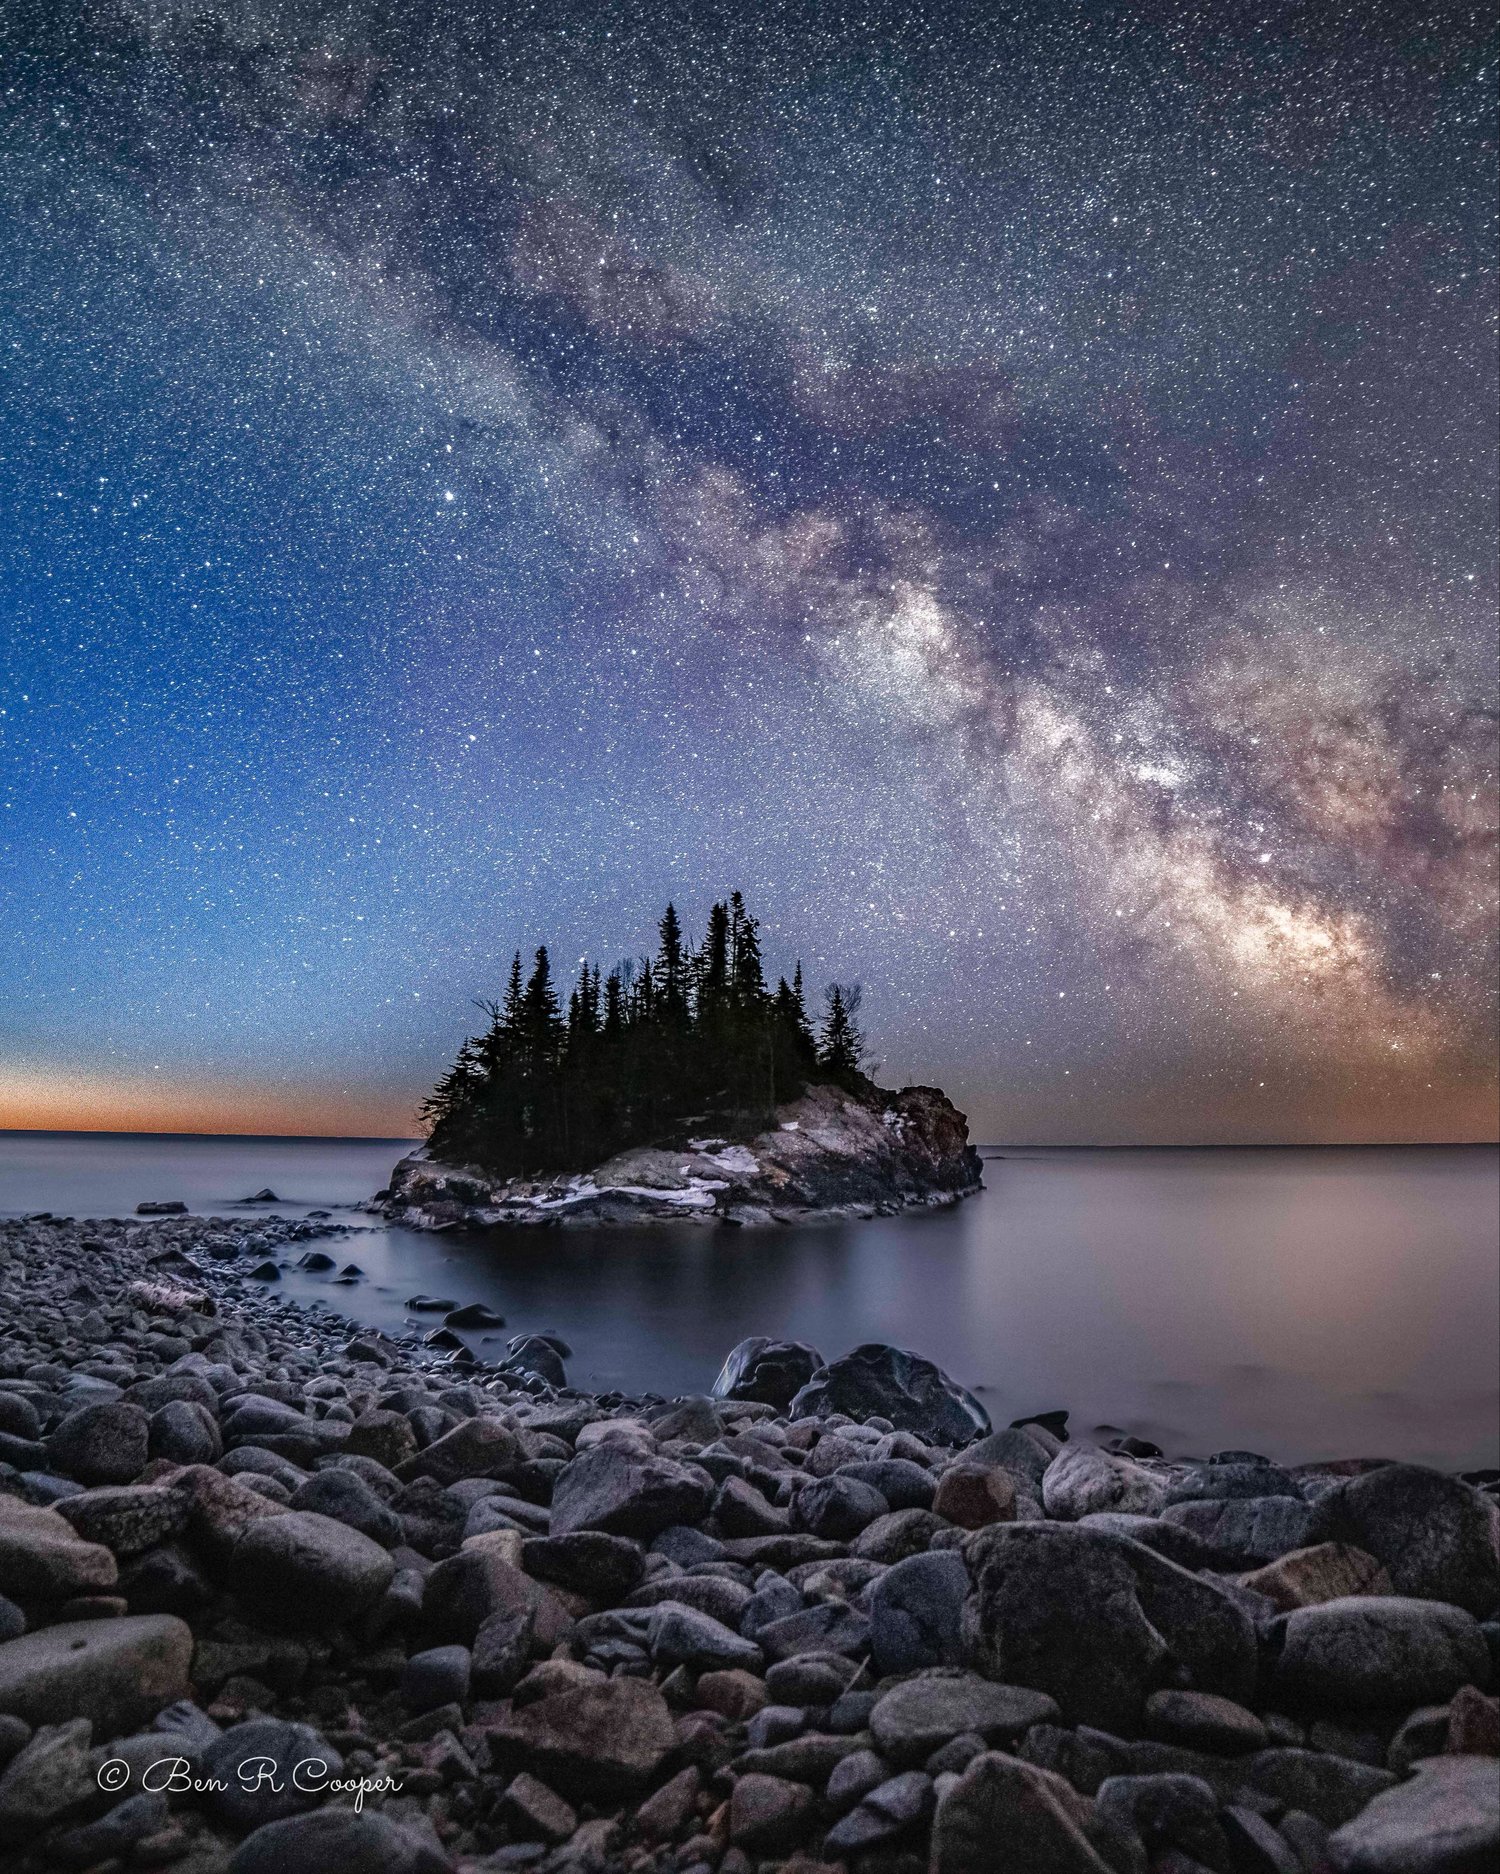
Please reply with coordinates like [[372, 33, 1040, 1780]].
[[2, 1, 1496, 1144]]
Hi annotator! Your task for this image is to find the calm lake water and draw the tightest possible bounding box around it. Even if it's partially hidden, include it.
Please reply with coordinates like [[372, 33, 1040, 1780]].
[[2, 1130, 1496, 1470]]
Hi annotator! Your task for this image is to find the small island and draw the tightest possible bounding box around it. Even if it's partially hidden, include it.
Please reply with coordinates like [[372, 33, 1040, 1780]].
[[381, 892, 982, 1228]]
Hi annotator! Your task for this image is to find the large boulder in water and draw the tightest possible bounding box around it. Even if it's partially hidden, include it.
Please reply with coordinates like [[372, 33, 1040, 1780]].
[[790, 1343, 990, 1446], [712, 1337, 824, 1410], [499, 1334, 569, 1388]]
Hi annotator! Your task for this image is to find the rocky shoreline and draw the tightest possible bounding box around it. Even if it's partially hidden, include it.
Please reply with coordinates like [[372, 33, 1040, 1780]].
[[379, 1085, 983, 1231], [0, 1211, 1497, 1874]]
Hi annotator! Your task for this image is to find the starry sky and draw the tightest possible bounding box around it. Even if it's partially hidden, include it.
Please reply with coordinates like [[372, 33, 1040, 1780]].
[[1, 0, 1496, 1145]]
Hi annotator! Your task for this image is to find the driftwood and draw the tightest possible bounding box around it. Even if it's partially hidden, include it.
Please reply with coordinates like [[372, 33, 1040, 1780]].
[[126, 1278, 217, 1317]]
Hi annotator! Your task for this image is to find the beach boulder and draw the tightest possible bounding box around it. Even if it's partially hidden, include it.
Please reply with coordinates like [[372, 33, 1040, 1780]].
[[790, 1343, 990, 1445]]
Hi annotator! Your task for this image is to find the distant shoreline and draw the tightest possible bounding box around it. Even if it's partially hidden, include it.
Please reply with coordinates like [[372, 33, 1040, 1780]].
[[3, 1127, 1495, 1152]]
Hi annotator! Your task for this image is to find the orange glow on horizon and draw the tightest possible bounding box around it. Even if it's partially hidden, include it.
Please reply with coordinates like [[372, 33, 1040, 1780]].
[[0, 1061, 419, 1139], [0, 1058, 1493, 1147]]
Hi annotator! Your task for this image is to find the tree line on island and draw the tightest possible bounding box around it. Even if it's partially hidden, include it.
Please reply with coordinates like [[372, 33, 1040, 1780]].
[[421, 892, 870, 1177]]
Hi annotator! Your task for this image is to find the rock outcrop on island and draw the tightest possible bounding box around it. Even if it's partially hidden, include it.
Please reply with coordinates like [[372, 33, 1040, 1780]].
[[379, 1081, 983, 1230]]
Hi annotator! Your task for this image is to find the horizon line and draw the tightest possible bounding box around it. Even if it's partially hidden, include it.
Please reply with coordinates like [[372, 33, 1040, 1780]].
[[2, 1126, 1496, 1152]]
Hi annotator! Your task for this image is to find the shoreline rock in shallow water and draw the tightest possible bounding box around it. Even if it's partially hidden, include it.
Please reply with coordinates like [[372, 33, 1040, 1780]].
[[0, 1211, 1495, 1874], [379, 1081, 984, 1230]]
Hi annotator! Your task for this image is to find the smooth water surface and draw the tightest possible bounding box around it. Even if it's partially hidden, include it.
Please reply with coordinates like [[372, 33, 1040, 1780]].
[[2, 1131, 1496, 1468]]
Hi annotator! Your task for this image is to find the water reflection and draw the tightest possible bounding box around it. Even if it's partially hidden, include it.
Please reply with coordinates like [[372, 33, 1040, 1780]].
[[2, 1133, 1496, 1469]]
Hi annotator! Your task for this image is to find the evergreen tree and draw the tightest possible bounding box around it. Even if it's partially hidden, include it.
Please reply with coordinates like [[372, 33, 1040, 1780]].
[[819, 983, 866, 1087], [657, 904, 689, 1017], [729, 891, 766, 1004], [603, 969, 624, 1038], [791, 963, 814, 1049], [422, 894, 868, 1177]]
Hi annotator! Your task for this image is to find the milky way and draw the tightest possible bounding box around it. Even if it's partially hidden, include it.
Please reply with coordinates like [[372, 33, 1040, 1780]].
[[1, 0, 1495, 1141]]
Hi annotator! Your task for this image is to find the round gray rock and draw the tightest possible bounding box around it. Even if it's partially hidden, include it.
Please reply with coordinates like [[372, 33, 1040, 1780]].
[[227, 1511, 394, 1628]]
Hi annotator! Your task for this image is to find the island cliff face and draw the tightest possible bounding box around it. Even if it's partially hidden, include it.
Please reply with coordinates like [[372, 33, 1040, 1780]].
[[380, 1080, 982, 1229]]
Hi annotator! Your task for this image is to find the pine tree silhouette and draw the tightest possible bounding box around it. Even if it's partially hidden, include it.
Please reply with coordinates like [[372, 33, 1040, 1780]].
[[422, 896, 871, 1176]]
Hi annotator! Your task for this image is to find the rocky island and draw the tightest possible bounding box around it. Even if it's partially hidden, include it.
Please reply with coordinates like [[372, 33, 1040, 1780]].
[[380, 896, 982, 1231], [381, 1082, 981, 1230], [0, 1209, 1496, 1874]]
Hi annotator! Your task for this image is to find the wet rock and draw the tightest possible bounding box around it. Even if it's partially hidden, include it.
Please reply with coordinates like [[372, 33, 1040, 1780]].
[[933, 1463, 1017, 1529], [0, 1615, 192, 1734], [401, 1644, 471, 1712], [964, 1427, 1053, 1487], [1144, 1688, 1268, 1754], [499, 1769, 577, 1844], [486, 1673, 674, 1799], [824, 1768, 935, 1853], [423, 1545, 553, 1647], [288, 1469, 403, 1546], [870, 1672, 1060, 1763], [715, 1475, 792, 1537], [521, 1530, 645, 1600], [796, 1473, 889, 1540], [0, 1719, 96, 1846], [136, 1201, 187, 1215], [1164, 1494, 1313, 1565], [828, 1746, 890, 1809], [1043, 1445, 1169, 1520], [648, 1600, 763, 1671], [47, 1790, 170, 1869], [963, 1522, 1255, 1730], [0, 1496, 118, 1600], [870, 1549, 969, 1674], [1094, 1771, 1230, 1868], [444, 1302, 505, 1328], [728, 1770, 816, 1852], [471, 1606, 534, 1696], [148, 1399, 222, 1465], [1240, 1541, 1393, 1611], [56, 1484, 189, 1555], [1325, 1753, 1500, 1873], [202, 1716, 342, 1830], [228, 1807, 452, 1874], [1272, 1596, 1491, 1710], [1447, 1682, 1500, 1757], [633, 1764, 700, 1841], [227, 1510, 396, 1628], [765, 1653, 857, 1705], [756, 1599, 870, 1661], [550, 1443, 714, 1539], [844, 1456, 938, 1510], [1245, 1747, 1397, 1828], [344, 1409, 419, 1471], [696, 1668, 769, 1720], [501, 1335, 569, 1387], [1168, 1462, 1301, 1503], [855, 1507, 949, 1563], [401, 1415, 521, 1484], [712, 1338, 825, 1410], [790, 1343, 990, 1445], [45, 1402, 150, 1486], [930, 1751, 1118, 1874], [1307, 1465, 1500, 1617]]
